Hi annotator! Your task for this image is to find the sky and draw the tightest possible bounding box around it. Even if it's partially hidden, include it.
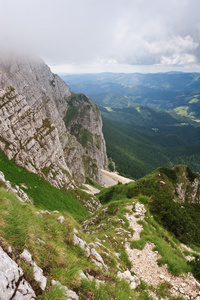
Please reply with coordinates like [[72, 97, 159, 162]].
[[0, 0, 200, 74]]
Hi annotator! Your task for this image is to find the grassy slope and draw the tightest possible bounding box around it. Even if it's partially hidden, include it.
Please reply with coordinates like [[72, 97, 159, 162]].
[[0, 188, 93, 299], [98, 166, 200, 247], [0, 184, 191, 300], [102, 118, 200, 179], [0, 181, 153, 299], [0, 152, 194, 299], [0, 152, 89, 221]]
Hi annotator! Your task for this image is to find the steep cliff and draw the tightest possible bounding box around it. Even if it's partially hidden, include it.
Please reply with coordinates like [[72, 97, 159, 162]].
[[173, 165, 200, 203], [0, 87, 73, 189], [0, 55, 107, 186], [64, 92, 107, 183]]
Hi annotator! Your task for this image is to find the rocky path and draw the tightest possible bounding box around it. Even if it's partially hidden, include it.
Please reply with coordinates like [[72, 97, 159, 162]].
[[125, 203, 200, 300]]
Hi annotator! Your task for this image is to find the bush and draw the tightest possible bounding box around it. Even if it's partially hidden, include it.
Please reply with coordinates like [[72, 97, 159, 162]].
[[188, 255, 200, 280], [186, 166, 197, 182], [159, 167, 177, 181]]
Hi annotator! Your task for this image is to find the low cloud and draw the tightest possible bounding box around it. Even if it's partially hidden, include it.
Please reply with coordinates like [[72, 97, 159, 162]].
[[0, 0, 200, 72]]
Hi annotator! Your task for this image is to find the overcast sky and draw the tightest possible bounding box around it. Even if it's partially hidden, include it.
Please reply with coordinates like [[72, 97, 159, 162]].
[[1, 0, 200, 73]]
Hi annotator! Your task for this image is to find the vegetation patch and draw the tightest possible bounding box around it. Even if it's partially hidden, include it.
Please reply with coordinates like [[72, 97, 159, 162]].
[[73, 124, 93, 147], [0, 152, 89, 221]]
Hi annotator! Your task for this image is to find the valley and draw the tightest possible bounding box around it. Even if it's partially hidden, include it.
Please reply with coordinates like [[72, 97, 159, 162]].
[[62, 72, 200, 179]]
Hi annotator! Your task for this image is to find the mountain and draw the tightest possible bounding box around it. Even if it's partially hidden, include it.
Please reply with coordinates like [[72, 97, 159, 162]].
[[61, 73, 200, 179], [0, 158, 200, 299], [0, 56, 107, 186], [61, 72, 200, 120], [1, 59, 200, 299]]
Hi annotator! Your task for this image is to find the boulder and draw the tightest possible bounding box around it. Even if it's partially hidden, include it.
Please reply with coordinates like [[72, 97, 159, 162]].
[[0, 246, 36, 299]]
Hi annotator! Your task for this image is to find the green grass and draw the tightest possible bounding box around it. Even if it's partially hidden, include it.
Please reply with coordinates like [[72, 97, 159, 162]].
[[129, 209, 191, 276], [98, 182, 194, 276], [0, 188, 93, 297], [42, 284, 67, 300], [79, 277, 153, 300], [0, 152, 89, 221], [102, 117, 200, 180], [0, 188, 153, 300]]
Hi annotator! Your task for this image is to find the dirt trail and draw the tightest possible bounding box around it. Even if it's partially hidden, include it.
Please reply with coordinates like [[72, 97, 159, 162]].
[[82, 184, 100, 194], [125, 204, 200, 300], [101, 169, 134, 187], [82, 170, 134, 195]]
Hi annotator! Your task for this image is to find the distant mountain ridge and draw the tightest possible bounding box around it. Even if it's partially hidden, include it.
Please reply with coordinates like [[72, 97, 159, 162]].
[[61, 72, 200, 179], [61, 72, 200, 120]]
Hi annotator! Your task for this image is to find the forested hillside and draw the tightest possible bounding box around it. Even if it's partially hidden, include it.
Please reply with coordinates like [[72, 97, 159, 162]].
[[102, 118, 200, 179], [62, 73, 200, 179]]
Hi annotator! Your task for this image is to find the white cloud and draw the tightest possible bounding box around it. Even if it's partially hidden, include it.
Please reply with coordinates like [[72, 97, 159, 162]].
[[0, 0, 200, 72]]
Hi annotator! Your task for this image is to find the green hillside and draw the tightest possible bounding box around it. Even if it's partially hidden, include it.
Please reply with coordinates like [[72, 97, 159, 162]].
[[0, 152, 90, 221], [1, 153, 200, 298], [102, 118, 200, 179], [62, 72, 200, 180], [98, 165, 200, 247], [61, 72, 200, 120]]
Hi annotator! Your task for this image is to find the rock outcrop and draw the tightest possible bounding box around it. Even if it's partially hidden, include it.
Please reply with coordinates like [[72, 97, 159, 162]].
[[20, 249, 47, 291], [0, 171, 32, 203], [0, 246, 36, 300], [173, 165, 200, 204], [0, 55, 107, 186], [0, 87, 73, 189], [64, 93, 107, 184]]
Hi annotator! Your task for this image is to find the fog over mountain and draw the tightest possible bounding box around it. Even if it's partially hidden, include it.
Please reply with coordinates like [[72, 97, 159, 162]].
[[1, 0, 200, 73]]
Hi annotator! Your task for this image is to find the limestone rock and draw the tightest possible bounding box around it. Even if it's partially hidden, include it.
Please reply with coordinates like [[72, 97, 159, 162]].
[[0, 246, 36, 299], [134, 203, 146, 216], [64, 93, 107, 184], [0, 55, 107, 186], [20, 249, 47, 291], [52, 280, 79, 300], [57, 216, 65, 223], [78, 270, 88, 280], [0, 171, 32, 204], [73, 232, 108, 270], [171, 165, 200, 203], [117, 270, 140, 289], [0, 87, 73, 189]]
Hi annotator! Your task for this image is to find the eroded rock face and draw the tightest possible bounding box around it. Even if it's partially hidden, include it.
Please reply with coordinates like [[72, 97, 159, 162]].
[[173, 166, 200, 204], [64, 93, 107, 184], [0, 246, 36, 300], [73, 230, 108, 270], [0, 171, 32, 203], [0, 87, 73, 189], [20, 249, 47, 291], [0, 56, 107, 185], [117, 270, 140, 289]]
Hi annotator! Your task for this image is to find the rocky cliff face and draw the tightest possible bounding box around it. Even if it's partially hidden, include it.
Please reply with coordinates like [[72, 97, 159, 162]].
[[0, 55, 107, 186], [173, 165, 200, 204], [64, 93, 107, 183], [0, 87, 73, 189]]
